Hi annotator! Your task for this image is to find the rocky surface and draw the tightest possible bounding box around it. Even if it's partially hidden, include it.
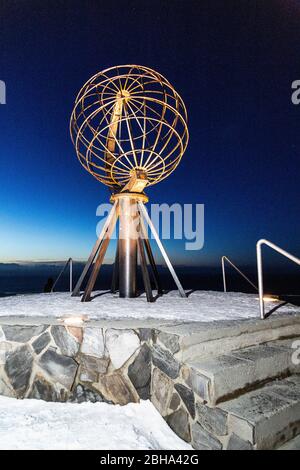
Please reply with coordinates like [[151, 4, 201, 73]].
[[182, 366, 210, 401], [128, 343, 151, 398], [0, 341, 14, 365], [151, 367, 174, 416], [0, 375, 13, 396], [157, 331, 180, 354], [5, 345, 34, 396], [2, 325, 46, 343], [152, 345, 180, 379], [93, 373, 139, 405], [38, 348, 78, 390], [169, 392, 181, 412], [167, 408, 191, 442], [67, 326, 83, 343], [69, 384, 104, 403], [106, 329, 140, 369], [81, 327, 105, 358], [28, 374, 68, 402], [138, 328, 152, 342], [174, 383, 195, 419], [79, 354, 109, 382], [32, 332, 51, 354], [1, 316, 300, 450], [196, 403, 228, 436], [51, 326, 79, 356], [192, 421, 222, 450], [226, 433, 253, 450]]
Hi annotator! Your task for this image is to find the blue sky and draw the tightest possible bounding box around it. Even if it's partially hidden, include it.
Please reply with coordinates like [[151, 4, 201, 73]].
[[0, 0, 299, 267]]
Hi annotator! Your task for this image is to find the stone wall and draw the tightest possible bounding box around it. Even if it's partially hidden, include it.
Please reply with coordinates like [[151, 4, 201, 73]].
[[150, 328, 232, 450], [0, 324, 151, 406], [0, 321, 278, 450]]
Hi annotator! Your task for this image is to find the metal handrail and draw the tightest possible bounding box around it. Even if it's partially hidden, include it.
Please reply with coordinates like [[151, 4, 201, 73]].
[[256, 239, 300, 319], [51, 257, 73, 293], [221, 256, 258, 293]]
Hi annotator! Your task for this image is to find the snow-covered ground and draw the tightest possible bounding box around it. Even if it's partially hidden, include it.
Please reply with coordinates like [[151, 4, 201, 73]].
[[0, 396, 191, 450], [0, 290, 298, 322]]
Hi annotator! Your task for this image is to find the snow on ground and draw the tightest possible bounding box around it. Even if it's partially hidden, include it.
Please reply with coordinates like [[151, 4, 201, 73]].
[[0, 290, 298, 322], [0, 396, 191, 450]]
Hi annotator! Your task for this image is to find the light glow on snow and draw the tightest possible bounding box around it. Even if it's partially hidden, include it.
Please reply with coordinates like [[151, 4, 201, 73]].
[[263, 296, 279, 302], [60, 315, 86, 326], [255, 296, 280, 302]]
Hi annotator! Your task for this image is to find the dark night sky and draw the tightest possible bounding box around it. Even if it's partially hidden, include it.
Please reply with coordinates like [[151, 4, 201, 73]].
[[0, 0, 299, 268]]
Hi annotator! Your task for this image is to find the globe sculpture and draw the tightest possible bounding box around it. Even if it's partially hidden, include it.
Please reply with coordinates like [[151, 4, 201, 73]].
[[70, 65, 189, 302]]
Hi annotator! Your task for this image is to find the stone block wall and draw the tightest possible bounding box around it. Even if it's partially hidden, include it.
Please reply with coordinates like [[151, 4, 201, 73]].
[[0, 324, 151, 405], [0, 322, 253, 449], [150, 328, 253, 450]]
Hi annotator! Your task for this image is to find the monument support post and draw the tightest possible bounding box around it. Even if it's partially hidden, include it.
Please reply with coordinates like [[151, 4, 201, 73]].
[[118, 195, 138, 298]]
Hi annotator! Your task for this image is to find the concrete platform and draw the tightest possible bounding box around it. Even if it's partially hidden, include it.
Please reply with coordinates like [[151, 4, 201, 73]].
[[1, 292, 300, 450], [0, 290, 298, 322]]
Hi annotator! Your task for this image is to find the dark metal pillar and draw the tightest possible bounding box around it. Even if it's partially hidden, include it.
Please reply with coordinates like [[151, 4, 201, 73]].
[[118, 196, 138, 297]]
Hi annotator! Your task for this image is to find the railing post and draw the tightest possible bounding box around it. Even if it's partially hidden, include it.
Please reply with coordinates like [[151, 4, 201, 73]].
[[221, 256, 227, 292], [256, 240, 265, 319], [256, 239, 300, 320]]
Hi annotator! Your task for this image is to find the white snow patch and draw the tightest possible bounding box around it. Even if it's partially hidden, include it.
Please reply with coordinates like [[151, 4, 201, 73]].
[[0, 396, 192, 450], [0, 290, 298, 322]]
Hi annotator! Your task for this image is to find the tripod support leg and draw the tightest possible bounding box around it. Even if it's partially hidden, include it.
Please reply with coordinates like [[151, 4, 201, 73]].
[[137, 232, 154, 302], [139, 214, 163, 295], [138, 201, 186, 298], [81, 204, 119, 302], [72, 202, 118, 297], [111, 240, 119, 293]]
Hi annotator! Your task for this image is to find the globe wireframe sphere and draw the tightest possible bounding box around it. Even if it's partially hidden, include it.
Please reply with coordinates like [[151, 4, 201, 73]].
[[70, 65, 189, 190]]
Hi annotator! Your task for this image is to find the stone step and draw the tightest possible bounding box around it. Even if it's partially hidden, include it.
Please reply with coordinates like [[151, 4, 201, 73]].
[[277, 434, 300, 450], [185, 338, 300, 406], [179, 315, 300, 362], [219, 375, 300, 449]]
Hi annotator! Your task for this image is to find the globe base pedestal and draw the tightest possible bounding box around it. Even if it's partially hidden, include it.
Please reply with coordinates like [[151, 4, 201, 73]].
[[118, 195, 138, 298], [71, 192, 186, 302]]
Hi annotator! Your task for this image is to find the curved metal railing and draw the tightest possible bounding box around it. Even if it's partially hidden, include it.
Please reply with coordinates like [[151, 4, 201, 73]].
[[256, 239, 300, 319]]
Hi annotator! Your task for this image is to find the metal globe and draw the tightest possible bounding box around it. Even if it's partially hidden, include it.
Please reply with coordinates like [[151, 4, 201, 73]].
[[70, 65, 189, 191]]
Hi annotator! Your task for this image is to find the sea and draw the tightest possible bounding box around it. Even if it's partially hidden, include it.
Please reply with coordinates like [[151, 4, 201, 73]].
[[0, 262, 299, 305]]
